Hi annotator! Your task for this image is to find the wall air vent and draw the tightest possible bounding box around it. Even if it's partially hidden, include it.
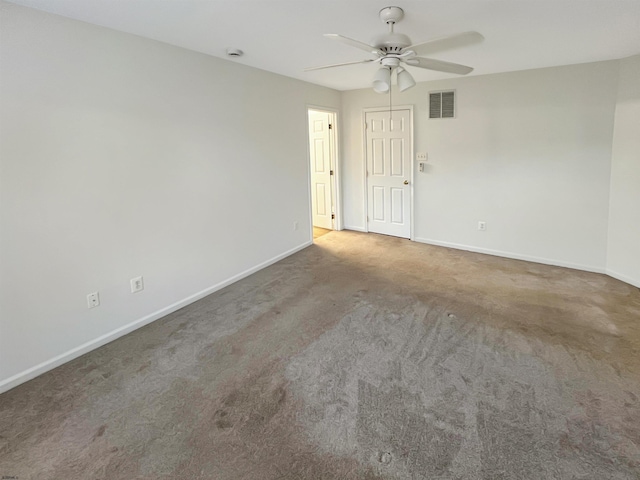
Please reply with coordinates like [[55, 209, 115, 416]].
[[429, 91, 456, 119]]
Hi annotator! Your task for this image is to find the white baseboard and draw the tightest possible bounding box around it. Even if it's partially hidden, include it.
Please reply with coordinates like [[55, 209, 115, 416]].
[[414, 237, 606, 274], [606, 269, 640, 288], [344, 225, 367, 233], [0, 241, 312, 394]]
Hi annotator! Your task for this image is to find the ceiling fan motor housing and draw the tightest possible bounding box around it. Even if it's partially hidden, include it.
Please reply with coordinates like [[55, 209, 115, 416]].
[[371, 32, 412, 53]]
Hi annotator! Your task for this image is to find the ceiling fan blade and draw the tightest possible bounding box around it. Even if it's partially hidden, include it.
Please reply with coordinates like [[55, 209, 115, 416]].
[[404, 57, 474, 75], [406, 31, 484, 56], [324, 34, 382, 55], [304, 59, 377, 72]]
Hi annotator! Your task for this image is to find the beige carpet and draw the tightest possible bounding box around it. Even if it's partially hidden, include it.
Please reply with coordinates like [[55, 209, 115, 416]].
[[313, 226, 331, 239], [1, 231, 639, 479]]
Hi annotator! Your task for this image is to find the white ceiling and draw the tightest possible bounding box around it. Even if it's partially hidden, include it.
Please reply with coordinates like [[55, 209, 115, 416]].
[[8, 0, 640, 91]]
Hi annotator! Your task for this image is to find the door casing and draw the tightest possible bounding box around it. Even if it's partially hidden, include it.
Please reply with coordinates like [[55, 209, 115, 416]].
[[307, 106, 342, 234]]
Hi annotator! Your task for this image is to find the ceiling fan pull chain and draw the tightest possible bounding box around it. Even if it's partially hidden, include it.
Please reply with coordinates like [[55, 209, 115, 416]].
[[389, 75, 392, 120]]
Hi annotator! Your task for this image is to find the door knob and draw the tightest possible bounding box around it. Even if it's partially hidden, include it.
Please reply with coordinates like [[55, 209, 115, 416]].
[[404, 180, 409, 185]]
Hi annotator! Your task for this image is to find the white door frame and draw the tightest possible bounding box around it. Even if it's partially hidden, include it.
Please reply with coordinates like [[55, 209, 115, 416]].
[[306, 105, 342, 234], [362, 105, 414, 241]]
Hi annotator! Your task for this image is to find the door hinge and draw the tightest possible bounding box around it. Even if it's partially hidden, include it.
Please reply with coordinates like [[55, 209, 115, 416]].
[[330, 170, 334, 176], [364, 122, 368, 130], [331, 214, 335, 220], [328, 123, 332, 130]]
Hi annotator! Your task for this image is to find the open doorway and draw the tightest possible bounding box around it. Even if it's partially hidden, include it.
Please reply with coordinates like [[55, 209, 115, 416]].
[[307, 107, 340, 240]]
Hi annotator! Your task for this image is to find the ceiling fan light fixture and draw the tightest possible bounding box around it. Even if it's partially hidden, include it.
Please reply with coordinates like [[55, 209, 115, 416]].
[[372, 67, 391, 93], [397, 67, 416, 92]]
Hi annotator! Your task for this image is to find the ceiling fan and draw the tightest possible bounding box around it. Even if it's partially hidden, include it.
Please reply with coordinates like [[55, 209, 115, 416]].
[[305, 6, 483, 93]]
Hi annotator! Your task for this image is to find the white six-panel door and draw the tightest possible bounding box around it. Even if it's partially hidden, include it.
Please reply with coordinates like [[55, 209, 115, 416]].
[[309, 110, 333, 229], [365, 109, 412, 238]]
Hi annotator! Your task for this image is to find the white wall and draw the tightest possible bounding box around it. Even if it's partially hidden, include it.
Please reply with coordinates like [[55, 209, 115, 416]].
[[607, 54, 640, 288], [0, 2, 340, 391], [341, 61, 619, 271]]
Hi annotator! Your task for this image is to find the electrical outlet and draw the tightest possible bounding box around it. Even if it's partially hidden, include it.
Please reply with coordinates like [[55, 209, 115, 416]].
[[478, 221, 487, 231], [87, 292, 100, 309], [130, 276, 144, 293]]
